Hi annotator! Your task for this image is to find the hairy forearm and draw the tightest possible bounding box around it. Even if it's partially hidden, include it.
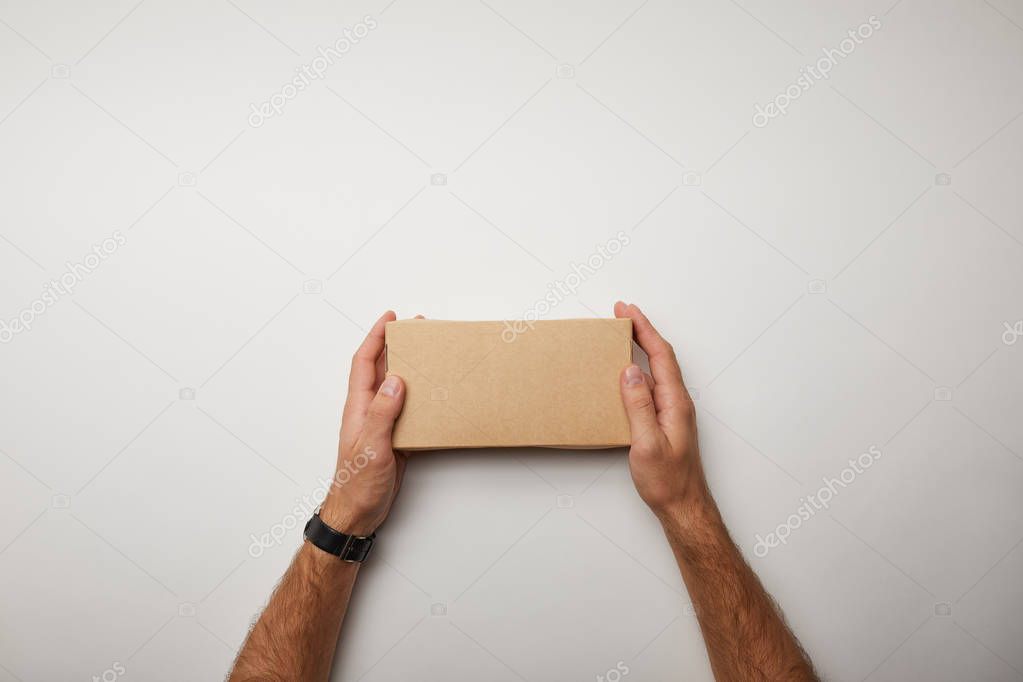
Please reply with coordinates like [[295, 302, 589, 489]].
[[230, 543, 358, 682], [659, 499, 817, 681]]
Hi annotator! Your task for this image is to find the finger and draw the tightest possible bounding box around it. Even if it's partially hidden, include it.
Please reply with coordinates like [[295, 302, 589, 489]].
[[614, 302, 684, 388], [361, 375, 406, 445], [376, 316, 421, 389], [615, 302, 690, 446], [349, 311, 395, 396], [620, 364, 661, 446], [344, 311, 396, 426]]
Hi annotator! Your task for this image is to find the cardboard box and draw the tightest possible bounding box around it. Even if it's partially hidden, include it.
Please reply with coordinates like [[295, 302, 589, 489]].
[[385, 318, 633, 450]]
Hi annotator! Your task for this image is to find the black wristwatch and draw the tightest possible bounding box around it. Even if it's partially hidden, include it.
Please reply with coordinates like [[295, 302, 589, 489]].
[[304, 511, 375, 563]]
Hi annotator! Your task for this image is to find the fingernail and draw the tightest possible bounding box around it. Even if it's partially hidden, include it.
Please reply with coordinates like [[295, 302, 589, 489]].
[[625, 365, 644, 385], [380, 376, 400, 397]]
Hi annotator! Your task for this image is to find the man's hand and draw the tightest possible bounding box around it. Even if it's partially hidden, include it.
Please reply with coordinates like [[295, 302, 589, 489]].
[[614, 301, 818, 681], [614, 301, 709, 525], [230, 310, 411, 682], [320, 310, 407, 537]]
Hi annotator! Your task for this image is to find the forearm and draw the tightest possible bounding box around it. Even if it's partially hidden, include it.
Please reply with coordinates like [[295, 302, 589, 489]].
[[658, 499, 817, 681], [229, 314, 406, 680], [230, 543, 359, 682]]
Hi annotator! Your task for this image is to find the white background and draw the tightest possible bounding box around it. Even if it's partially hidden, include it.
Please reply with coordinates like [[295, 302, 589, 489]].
[[2, 0, 1023, 680]]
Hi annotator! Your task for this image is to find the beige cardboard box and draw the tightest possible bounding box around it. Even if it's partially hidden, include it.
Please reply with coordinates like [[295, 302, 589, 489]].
[[386, 318, 633, 450]]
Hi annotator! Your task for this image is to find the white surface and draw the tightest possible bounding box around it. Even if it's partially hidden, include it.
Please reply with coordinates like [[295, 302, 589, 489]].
[[1, 0, 1022, 680]]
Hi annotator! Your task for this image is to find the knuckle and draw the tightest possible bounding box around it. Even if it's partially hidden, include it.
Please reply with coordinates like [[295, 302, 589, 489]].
[[367, 400, 395, 421], [629, 393, 655, 411]]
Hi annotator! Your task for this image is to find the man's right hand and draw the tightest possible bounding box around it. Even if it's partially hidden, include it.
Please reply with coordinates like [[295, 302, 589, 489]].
[[614, 302, 710, 527]]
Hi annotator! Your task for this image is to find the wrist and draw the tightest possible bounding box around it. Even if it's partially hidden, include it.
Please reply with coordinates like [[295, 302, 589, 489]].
[[319, 497, 377, 537], [653, 488, 721, 539], [299, 540, 361, 577]]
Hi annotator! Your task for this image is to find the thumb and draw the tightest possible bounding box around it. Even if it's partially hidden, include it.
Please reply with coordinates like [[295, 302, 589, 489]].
[[620, 364, 659, 444], [361, 375, 405, 444]]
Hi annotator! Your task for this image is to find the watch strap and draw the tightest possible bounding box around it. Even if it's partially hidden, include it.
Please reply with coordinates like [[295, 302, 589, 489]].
[[304, 512, 375, 562]]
